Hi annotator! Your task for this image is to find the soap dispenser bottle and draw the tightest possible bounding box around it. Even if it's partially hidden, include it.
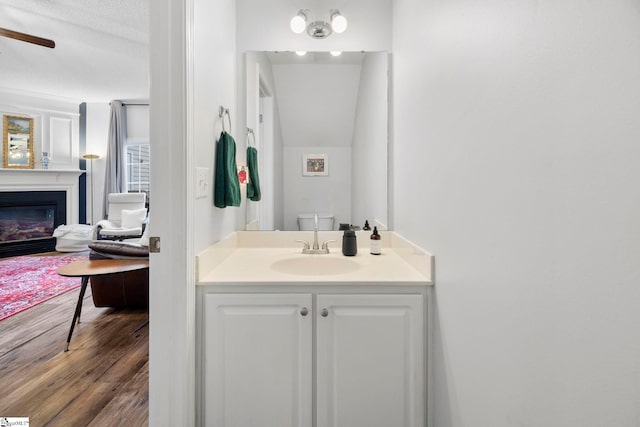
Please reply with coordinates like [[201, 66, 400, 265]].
[[342, 230, 358, 256], [362, 220, 371, 231], [370, 227, 381, 255]]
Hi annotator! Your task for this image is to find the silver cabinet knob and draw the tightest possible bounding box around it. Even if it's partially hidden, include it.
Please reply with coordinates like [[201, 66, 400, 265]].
[[321, 308, 329, 317], [300, 307, 308, 316]]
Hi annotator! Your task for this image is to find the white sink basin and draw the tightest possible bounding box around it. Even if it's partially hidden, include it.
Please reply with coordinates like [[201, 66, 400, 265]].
[[270, 256, 361, 276]]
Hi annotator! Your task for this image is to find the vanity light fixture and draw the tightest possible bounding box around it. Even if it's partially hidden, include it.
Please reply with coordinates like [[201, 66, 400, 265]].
[[295, 51, 307, 56], [330, 51, 342, 57], [290, 9, 347, 39]]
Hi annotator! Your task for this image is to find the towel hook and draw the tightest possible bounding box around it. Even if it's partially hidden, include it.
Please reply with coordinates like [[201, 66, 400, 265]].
[[219, 106, 231, 134], [246, 127, 255, 147]]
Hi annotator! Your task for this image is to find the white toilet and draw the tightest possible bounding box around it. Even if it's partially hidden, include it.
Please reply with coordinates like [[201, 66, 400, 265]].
[[297, 213, 334, 231]]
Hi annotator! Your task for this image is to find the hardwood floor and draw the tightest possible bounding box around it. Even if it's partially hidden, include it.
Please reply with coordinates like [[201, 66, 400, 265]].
[[0, 284, 148, 426]]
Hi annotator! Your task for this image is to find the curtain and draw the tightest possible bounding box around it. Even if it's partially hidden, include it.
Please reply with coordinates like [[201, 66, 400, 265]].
[[102, 100, 127, 218]]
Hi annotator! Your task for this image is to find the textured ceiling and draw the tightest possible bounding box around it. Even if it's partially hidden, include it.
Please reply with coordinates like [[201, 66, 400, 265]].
[[0, 0, 149, 103]]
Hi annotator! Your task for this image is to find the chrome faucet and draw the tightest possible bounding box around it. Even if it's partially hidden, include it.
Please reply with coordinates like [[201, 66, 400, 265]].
[[296, 213, 336, 254]]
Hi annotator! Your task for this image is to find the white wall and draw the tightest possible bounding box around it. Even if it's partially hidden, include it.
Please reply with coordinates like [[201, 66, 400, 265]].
[[125, 105, 150, 143], [351, 52, 388, 229], [193, 0, 238, 252], [393, 0, 640, 425], [0, 89, 80, 170]]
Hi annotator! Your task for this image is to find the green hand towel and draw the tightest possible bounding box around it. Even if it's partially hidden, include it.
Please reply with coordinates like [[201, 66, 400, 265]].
[[246, 146, 261, 202], [214, 131, 241, 208]]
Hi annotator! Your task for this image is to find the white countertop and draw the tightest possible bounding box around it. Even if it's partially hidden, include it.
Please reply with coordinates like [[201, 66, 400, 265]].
[[196, 231, 434, 286]]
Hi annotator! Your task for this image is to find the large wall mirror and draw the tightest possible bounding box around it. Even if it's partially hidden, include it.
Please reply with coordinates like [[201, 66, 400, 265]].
[[244, 51, 389, 231]]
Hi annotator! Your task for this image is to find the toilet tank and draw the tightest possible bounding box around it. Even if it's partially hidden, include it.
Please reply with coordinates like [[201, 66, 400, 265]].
[[297, 214, 334, 231]]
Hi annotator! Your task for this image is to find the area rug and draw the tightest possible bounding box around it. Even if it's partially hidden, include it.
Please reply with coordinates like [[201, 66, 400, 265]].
[[0, 252, 89, 321]]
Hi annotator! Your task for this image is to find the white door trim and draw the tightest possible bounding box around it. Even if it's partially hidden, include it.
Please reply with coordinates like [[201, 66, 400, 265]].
[[149, 0, 196, 425]]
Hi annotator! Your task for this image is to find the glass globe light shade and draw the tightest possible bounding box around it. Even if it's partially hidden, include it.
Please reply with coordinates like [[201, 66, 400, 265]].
[[331, 14, 348, 33], [290, 13, 307, 34]]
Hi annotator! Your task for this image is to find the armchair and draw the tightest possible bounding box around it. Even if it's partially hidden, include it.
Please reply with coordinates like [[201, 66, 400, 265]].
[[95, 193, 147, 240]]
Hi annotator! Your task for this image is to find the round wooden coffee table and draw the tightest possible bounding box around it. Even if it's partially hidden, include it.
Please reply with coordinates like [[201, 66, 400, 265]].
[[58, 259, 149, 352]]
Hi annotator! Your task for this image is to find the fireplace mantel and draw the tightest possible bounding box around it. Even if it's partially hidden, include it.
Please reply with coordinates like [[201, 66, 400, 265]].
[[0, 169, 83, 225]]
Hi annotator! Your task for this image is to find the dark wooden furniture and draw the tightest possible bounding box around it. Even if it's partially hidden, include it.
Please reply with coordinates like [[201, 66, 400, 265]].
[[57, 259, 149, 352]]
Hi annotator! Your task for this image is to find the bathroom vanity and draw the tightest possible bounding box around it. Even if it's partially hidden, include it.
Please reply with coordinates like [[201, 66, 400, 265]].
[[196, 231, 434, 427]]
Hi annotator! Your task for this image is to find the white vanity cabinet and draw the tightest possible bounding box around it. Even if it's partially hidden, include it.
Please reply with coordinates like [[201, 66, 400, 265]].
[[201, 290, 426, 427], [316, 294, 424, 427], [204, 294, 313, 427]]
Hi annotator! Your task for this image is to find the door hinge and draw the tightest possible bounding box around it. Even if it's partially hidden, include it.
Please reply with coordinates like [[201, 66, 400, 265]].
[[259, 114, 263, 124], [149, 236, 161, 253]]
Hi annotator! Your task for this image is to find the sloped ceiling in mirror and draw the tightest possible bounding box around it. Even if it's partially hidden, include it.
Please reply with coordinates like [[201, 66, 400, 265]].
[[270, 52, 364, 148]]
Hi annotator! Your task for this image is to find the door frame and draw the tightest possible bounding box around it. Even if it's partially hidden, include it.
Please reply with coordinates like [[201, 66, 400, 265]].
[[149, 0, 196, 425]]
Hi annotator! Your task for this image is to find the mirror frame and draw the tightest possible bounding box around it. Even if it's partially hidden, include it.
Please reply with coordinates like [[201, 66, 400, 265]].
[[3, 115, 34, 169]]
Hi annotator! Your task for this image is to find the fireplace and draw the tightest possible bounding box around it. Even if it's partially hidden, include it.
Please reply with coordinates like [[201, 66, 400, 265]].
[[0, 191, 66, 258]]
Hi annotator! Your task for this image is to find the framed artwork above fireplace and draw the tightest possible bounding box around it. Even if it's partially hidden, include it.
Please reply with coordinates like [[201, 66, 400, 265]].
[[3, 115, 34, 169]]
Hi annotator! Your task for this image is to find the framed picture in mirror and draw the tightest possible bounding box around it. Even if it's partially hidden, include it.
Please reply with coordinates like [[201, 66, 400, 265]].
[[302, 153, 328, 176], [3, 115, 34, 169]]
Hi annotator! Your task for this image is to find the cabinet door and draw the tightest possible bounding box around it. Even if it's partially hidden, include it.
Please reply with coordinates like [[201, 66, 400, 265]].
[[204, 293, 313, 427], [316, 294, 424, 427]]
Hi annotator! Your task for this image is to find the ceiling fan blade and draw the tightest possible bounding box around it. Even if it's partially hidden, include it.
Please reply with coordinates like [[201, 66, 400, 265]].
[[0, 27, 55, 49]]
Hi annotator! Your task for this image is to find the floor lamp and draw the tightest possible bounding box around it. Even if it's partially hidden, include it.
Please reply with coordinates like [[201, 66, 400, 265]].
[[82, 153, 100, 225]]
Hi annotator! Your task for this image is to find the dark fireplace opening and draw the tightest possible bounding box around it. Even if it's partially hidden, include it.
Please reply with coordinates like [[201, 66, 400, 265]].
[[0, 191, 66, 258], [0, 206, 56, 242]]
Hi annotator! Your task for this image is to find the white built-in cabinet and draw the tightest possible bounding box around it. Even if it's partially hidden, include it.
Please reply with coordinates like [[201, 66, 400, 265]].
[[201, 290, 426, 427], [204, 294, 313, 426], [316, 294, 424, 427]]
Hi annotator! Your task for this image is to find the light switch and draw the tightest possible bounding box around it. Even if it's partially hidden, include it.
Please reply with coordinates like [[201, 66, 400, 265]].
[[196, 167, 209, 199]]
